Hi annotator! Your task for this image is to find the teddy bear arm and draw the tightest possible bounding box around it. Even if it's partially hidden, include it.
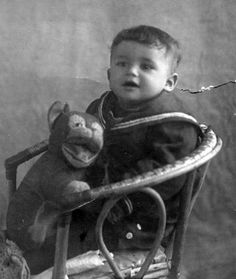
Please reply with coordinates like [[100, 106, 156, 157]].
[[59, 180, 91, 212], [43, 170, 91, 212]]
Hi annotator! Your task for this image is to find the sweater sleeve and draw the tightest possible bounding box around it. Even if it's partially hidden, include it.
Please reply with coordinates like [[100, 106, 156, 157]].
[[149, 121, 199, 163], [136, 121, 200, 199]]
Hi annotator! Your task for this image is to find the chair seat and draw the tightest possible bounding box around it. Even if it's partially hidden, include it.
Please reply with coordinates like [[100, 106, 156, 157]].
[[32, 249, 169, 279]]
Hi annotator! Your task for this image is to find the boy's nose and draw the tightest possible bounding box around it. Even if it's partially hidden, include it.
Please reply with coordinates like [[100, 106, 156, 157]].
[[126, 65, 139, 76]]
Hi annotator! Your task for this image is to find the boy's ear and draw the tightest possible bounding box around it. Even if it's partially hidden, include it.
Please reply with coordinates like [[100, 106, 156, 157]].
[[107, 68, 111, 81], [164, 73, 178, 93]]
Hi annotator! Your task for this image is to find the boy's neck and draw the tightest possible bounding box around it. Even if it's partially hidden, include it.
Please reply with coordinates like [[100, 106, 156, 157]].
[[116, 91, 165, 113]]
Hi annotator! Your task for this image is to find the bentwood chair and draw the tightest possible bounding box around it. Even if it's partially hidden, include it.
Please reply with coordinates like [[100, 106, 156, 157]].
[[4, 122, 222, 279]]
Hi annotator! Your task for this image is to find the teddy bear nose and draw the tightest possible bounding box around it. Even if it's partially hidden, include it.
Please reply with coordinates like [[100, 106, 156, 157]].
[[71, 127, 93, 138]]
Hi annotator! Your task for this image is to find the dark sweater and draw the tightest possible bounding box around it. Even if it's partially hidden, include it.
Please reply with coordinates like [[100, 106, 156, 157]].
[[86, 90, 202, 249]]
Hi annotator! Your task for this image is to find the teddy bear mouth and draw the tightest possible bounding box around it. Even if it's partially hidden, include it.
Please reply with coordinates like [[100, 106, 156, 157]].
[[66, 137, 102, 152], [62, 143, 98, 167]]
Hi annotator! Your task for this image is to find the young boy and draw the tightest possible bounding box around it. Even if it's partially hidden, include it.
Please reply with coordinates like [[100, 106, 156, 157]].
[[86, 25, 202, 250]]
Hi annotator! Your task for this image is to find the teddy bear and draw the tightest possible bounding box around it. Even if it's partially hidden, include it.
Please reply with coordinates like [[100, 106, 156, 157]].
[[6, 101, 104, 264]]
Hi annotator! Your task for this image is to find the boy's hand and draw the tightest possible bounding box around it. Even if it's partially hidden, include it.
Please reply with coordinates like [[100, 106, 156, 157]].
[[123, 159, 161, 178], [137, 159, 161, 173], [107, 197, 133, 224]]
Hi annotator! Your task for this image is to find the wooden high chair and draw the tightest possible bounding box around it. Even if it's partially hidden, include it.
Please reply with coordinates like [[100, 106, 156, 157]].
[[4, 123, 222, 279]]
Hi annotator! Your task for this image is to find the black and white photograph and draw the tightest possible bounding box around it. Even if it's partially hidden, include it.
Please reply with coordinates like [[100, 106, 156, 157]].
[[0, 1, 235, 278]]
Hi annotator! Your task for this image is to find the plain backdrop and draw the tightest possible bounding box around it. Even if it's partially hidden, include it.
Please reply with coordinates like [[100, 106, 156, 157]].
[[0, 1, 235, 278]]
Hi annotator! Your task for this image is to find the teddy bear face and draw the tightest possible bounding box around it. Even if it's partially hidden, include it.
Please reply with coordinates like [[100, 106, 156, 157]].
[[62, 112, 103, 168], [49, 110, 103, 168]]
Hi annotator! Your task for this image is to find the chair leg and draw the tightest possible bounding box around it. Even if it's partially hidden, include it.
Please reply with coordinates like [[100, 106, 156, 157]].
[[52, 213, 71, 279], [169, 170, 196, 279]]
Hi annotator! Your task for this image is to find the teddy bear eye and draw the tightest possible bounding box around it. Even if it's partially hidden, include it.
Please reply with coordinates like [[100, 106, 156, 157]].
[[75, 122, 82, 127], [69, 115, 86, 128]]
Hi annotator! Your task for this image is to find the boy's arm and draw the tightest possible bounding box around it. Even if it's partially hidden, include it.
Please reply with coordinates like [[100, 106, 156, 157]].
[[138, 121, 200, 199], [150, 121, 199, 163]]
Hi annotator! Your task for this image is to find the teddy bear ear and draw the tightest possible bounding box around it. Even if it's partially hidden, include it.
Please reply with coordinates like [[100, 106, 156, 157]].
[[47, 101, 64, 131], [63, 103, 70, 114], [48, 101, 71, 131]]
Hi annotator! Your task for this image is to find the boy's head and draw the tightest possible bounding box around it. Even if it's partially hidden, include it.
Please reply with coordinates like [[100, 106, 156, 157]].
[[107, 25, 181, 109]]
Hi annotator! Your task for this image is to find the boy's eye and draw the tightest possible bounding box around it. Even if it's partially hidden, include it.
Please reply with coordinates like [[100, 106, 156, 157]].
[[141, 63, 154, 70], [116, 61, 127, 67]]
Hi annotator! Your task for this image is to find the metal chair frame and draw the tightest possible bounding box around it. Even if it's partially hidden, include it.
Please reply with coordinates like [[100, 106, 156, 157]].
[[4, 124, 222, 279]]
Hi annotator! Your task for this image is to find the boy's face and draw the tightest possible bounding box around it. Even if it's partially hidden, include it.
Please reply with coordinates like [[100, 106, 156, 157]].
[[108, 41, 178, 109]]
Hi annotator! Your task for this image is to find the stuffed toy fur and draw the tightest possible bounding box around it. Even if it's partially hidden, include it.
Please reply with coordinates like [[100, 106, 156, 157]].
[[6, 101, 103, 253]]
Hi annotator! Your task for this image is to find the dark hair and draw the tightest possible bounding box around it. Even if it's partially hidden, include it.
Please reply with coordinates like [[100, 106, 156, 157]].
[[111, 25, 181, 72]]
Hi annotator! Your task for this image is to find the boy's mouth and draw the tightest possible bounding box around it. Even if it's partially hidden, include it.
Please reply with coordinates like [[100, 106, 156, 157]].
[[122, 81, 139, 88]]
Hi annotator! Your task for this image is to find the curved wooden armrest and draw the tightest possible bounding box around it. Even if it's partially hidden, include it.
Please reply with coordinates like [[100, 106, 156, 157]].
[[64, 126, 222, 208], [4, 126, 222, 203], [4, 139, 49, 196], [5, 139, 48, 172]]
